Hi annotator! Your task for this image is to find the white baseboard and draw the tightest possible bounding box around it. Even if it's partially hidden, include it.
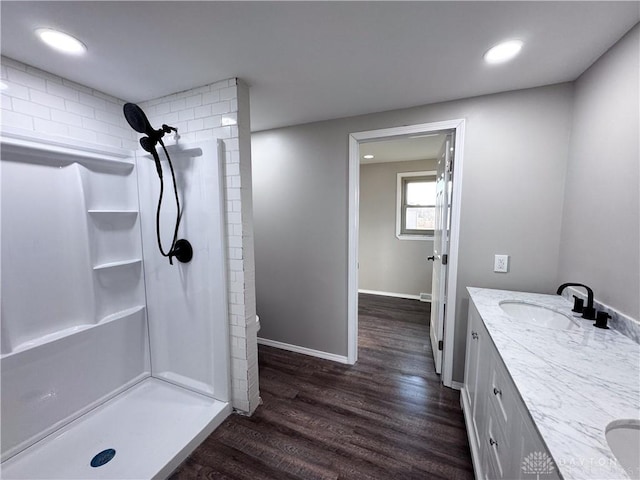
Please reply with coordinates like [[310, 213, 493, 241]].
[[450, 380, 464, 391], [358, 289, 421, 301], [257, 337, 350, 364]]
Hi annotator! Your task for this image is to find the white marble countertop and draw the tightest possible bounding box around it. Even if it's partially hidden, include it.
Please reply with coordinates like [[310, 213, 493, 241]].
[[467, 287, 640, 480]]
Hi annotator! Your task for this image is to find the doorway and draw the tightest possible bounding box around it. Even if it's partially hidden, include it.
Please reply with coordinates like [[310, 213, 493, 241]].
[[358, 137, 440, 301], [347, 120, 465, 388]]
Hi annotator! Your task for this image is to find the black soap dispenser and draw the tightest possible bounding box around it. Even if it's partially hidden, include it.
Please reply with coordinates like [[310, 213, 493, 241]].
[[594, 311, 611, 329]]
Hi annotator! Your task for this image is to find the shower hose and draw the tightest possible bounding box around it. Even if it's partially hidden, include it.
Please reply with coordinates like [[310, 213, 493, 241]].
[[156, 140, 182, 265]]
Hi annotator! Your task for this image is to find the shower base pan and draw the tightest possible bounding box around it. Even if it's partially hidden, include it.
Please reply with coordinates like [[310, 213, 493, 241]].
[[1, 378, 231, 479]]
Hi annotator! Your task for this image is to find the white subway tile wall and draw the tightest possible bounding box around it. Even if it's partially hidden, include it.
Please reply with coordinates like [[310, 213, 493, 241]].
[[0, 56, 259, 414], [1, 57, 138, 149]]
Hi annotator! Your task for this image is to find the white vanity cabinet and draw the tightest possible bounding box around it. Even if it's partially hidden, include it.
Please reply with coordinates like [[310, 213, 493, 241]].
[[462, 301, 560, 480]]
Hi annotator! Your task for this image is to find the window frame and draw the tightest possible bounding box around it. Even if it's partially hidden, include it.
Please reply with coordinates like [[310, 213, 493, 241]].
[[396, 170, 437, 240]]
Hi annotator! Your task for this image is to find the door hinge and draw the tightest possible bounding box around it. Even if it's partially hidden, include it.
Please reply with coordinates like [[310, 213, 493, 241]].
[[442, 254, 448, 265], [438, 340, 444, 351]]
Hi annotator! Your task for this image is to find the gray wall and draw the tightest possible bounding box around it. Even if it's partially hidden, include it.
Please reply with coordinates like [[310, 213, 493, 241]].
[[558, 25, 639, 320], [252, 82, 573, 378], [359, 159, 436, 296]]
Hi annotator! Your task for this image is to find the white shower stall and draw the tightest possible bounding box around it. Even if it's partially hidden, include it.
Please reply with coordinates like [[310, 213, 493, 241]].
[[1, 131, 231, 478]]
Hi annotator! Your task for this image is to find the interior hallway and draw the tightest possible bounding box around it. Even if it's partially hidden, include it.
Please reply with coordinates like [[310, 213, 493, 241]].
[[171, 294, 473, 479]]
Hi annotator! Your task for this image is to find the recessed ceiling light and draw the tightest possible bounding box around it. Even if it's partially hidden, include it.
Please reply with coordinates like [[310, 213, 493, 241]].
[[484, 40, 523, 64], [363, 154, 374, 159], [35, 28, 86, 55]]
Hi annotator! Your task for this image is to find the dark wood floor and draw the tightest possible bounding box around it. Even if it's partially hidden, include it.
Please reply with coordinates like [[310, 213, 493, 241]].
[[170, 294, 473, 479]]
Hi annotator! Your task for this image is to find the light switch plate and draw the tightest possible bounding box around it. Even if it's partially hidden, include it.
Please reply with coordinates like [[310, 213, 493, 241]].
[[494, 254, 509, 273]]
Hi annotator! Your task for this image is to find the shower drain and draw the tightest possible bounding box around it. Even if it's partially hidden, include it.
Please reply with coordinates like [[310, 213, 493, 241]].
[[90, 448, 116, 468]]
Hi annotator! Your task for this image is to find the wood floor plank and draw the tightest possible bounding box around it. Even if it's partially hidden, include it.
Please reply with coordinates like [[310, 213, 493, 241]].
[[170, 294, 473, 480]]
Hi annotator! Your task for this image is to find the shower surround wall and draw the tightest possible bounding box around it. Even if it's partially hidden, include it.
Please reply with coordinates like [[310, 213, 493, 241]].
[[1, 140, 150, 461], [1, 56, 259, 412]]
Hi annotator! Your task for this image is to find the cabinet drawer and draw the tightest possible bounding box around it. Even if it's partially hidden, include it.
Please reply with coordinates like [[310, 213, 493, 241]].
[[488, 353, 515, 426], [484, 398, 509, 479]]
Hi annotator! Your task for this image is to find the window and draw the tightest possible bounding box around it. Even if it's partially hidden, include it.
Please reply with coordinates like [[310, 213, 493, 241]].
[[396, 171, 437, 239]]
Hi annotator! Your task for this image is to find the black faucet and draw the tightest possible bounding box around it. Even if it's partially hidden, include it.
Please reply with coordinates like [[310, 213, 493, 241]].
[[556, 283, 596, 319]]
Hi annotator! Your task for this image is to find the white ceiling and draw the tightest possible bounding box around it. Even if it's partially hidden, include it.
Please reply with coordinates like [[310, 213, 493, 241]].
[[1, 2, 638, 132]]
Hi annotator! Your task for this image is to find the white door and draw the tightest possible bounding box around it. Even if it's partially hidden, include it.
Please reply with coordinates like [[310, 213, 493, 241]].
[[429, 134, 453, 374]]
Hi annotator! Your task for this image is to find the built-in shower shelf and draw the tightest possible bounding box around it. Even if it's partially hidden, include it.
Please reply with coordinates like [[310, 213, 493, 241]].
[[1, 307, 148, 360], [93, 259, 142, 271], [5, 324, 93, 357], [88, 210, 139, 217], [99, 305, 145, 325], [0, 132, 135, 173]]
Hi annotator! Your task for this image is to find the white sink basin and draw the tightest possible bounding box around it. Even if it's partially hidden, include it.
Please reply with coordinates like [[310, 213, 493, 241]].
[[499, 301, 581, 329], [606, 419, 640, 479]]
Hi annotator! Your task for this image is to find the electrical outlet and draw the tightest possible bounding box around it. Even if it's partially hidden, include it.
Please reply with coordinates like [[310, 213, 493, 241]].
[[494, 254, 509, 273]]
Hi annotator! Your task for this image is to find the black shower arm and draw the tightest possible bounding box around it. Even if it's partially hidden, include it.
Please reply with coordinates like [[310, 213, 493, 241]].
[[149, 124, 177, 143]]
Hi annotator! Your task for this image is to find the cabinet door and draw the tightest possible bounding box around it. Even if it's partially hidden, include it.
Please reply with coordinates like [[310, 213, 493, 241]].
[[487, 352, 520, 479], [464, 302, 493, 475], [463, 304, 481, 412], [512, 407, 561, 479], [473, 311, 491, 448]]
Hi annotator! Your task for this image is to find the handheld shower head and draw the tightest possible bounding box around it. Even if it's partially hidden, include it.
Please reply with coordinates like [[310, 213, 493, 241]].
[[140, 137, 163, 178], [139, 136, 156, 153]]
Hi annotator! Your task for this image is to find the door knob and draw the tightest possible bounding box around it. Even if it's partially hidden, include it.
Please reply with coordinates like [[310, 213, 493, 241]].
[[427, 256, 435, 261]]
